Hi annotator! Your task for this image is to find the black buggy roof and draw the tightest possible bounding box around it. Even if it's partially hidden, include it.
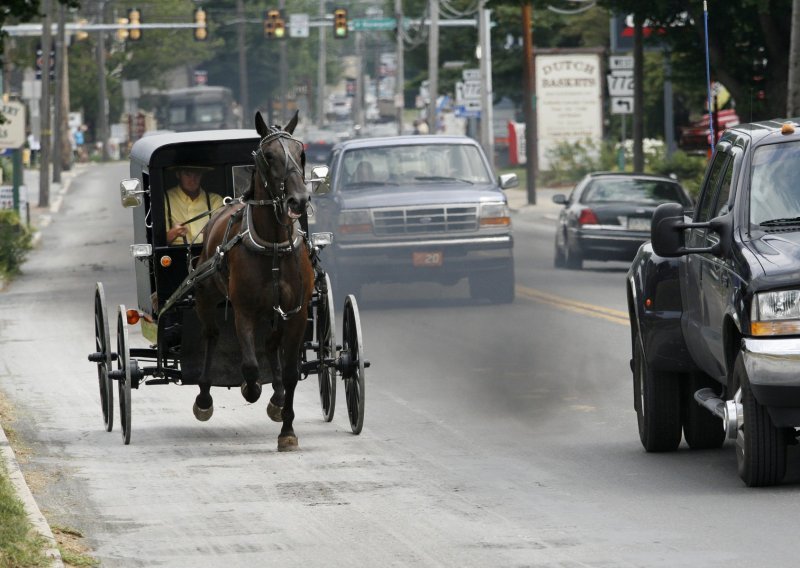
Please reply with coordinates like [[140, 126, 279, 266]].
[[129, 129, 261, 169]]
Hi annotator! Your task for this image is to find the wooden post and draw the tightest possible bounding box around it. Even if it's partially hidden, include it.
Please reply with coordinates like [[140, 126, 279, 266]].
[[522, 3, 537, 204]]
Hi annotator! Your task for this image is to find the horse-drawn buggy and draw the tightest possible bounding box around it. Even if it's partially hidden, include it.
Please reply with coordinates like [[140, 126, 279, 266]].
[[88, 112, 367, 447]]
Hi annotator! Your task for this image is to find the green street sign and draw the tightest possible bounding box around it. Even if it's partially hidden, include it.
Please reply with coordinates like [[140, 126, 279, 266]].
[[351, 18, 396, 31]]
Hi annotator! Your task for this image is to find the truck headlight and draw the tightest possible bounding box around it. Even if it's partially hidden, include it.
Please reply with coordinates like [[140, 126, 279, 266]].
[[479, 202, 510, 228], [338, 209, 372, 234], [751, 290, 800, 336]]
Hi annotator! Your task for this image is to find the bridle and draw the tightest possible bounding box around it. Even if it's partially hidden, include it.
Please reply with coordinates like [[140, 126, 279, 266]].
[[248, 129, 306, 223]]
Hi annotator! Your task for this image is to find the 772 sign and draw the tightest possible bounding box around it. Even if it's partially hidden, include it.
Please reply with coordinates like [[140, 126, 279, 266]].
[[607, 72, 634, 97]]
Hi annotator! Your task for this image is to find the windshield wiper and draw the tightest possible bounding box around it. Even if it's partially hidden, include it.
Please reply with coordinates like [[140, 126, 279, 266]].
[[759, 216, 800, 227], [413, 176, 474, 184]]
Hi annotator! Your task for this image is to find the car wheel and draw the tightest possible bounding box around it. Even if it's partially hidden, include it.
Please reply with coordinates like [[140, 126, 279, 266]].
[[634, 331, 682, 452], [734, 353, 788, 487], [554, 232, 566, 268], [682, 372, 726, 449], [565, 240, 583, 270]]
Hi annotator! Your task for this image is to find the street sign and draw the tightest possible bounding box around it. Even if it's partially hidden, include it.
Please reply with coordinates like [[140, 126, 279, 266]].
[[609, 55, 633, 71], [0, 102, 26, 149], [607, 71, 634, 97], [611, 96, 634, 115], [289, 13, 309, 38], [352, 18, 395, 31], [463, 80, 481, 101], [462, 68, 480, 81]]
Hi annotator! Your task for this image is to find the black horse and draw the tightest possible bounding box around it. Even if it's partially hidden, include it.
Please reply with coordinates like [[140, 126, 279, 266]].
[[193, 111, 314, 451]]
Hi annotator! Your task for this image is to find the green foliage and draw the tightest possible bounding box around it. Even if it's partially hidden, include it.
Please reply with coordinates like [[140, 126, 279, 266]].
[[540, 137, 708, 197], [0, 158, 11, 186], [0, 458, 49, 568], [0, 210, 32, 278]]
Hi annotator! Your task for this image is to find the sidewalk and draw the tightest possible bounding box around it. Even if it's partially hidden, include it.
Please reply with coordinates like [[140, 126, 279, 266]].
[[0, 163, 89, 568], [506, 185, 566, 215]]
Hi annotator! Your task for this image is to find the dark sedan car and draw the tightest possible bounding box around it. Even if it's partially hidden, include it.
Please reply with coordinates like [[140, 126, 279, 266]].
[[553, 172, 693, 269], [309, 135, 518, 303]]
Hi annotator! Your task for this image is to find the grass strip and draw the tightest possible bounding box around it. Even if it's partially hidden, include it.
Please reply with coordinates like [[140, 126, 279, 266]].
[[0, 455, 48, 567]]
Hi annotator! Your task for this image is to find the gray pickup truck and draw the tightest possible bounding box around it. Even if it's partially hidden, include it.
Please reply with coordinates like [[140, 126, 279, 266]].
[[309, 135, 518, 304]]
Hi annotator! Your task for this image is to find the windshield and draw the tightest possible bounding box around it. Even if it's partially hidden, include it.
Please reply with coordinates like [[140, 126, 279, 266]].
[[581, 178, 687, 205], [750, 141, 800, 225], [195, 102, 225, 124], [338, 144, 492, 190]]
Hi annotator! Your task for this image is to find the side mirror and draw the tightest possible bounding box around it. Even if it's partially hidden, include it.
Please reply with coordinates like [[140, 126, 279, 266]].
[[120, 178, 145, 208], [499, 173, 519, 189], [552, 193, 568, 205], [651, 202, 734, 258], [309, 165, 330, 195]]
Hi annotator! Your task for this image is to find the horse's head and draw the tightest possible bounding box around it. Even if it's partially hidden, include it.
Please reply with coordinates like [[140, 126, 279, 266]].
[[252, 110, 307, 220]]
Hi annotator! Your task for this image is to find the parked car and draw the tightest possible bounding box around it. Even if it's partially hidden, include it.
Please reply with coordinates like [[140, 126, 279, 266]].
[[552, 172, 693, 269], [309, 135, 518, 303]]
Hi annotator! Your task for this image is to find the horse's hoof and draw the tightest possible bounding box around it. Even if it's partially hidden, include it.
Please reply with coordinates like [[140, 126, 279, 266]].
[[241, 381, 262, 404], [277, 434, 298, 452], [266, 401, 283, 422], [192, 402, 213, 422]]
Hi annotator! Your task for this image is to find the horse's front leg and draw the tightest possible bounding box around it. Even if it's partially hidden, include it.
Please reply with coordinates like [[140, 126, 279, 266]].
[[193, 290, 218, 421], [265, 332, 285, 423], [235, 311, 263, 404], [276, 321, 305, 452]]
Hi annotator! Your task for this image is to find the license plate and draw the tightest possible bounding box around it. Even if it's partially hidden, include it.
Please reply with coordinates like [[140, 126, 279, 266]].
[[413, 251, 443, 267], [627, 217, 651, 232]]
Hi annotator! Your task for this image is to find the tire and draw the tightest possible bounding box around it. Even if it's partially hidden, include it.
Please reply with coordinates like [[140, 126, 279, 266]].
[[342, 295, 366, 435], [633, 332, 682, 452], [734, 353, 788, 487], [682, 372, 726, 449], [554, 232, 566, 268], [565, 240, 583, 270], [316, 273, 337, 422]]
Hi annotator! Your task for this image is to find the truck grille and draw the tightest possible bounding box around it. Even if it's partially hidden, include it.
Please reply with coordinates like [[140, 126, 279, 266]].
[[373, 206, 479, 236]]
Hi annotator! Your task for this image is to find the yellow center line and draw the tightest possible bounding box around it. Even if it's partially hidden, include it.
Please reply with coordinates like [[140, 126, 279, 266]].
[[516, 285, 629, 326]]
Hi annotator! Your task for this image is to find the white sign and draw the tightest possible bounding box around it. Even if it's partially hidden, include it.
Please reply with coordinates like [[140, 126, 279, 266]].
[[289, 13, 309, 38], [609, 55, 633, 70], [0, 101, 26, 149], [611, 96, 634, 114], [463, 80, 481, 101], [607, 71, 634, 97], [535, 53, 603, 170], [462, 68, 480, 81]]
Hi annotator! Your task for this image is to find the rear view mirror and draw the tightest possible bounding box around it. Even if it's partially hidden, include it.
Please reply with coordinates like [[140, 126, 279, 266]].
[[651, 202, 687, 257], [120, 178, 145, 208], [499, 173, 519, 189], [552, 194, 567, 205], [309, 165, 330, 195]]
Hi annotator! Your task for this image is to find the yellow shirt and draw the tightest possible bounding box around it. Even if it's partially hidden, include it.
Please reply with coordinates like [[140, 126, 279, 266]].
[[164, 187, 224, 244]]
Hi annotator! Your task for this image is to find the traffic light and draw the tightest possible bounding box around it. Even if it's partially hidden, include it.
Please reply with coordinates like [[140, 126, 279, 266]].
[[116, 17, 129, 42], [333, 8, 348, 39], [265, 9, 285, 39], [74, 19, 89, 41], [128, 9, 141, 41], [194, 7, 208, 41]]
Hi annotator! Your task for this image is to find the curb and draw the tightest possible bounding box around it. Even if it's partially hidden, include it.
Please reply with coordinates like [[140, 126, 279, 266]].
[[0, 424, 64, 567]]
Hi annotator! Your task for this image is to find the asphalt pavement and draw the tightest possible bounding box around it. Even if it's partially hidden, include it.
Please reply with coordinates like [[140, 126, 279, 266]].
[[0, 161, 564, 568]]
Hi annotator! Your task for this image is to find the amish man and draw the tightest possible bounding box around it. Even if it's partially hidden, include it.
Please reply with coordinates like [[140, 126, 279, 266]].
[[165, 165, 223, 244]]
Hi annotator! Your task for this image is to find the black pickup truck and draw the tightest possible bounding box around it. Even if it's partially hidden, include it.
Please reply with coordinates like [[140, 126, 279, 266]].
[[627, 119, 800, 486]]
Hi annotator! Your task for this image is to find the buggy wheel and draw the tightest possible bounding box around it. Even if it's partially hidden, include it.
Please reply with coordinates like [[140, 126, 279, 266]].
[[93, 283, 114, 431], [342, 295, 366, 435], [317, 273, 337, 422], [116, 306, 132, 445]]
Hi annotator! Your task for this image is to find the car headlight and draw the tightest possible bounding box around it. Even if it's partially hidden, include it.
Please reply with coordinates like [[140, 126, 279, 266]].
[[751, 290, 800, 336], [338, 209, 372, 234], [479, 202, 510, 228]]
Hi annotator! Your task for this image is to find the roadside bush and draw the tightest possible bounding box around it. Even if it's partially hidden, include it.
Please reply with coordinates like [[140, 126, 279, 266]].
[[646, 148, 708, 199], [0, 210, 32, 278]]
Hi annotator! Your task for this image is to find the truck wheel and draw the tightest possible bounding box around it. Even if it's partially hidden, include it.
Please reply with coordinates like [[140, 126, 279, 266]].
[[682, 372, 726, 449], [734, 354, 788, 487], [634, 333, 682, 452], [565, 244, 583, 270]]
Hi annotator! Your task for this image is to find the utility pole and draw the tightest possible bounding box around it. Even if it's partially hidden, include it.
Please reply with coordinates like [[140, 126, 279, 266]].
[[53, 2, 67, 183], [317, 0, 327, 126], [237, 0, 249, 122], [395, 0, 404, 135], [478, 3, 494, 168], [633, 12, 644, 172], [279, 0, 288, 122], [522, 3, 536, 204], [789, 0, 800, 116], [427, 0, 439, 133], [39, 0, 53, 208], [355, 31, 365, 127], [96, 1, 109, 162]]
